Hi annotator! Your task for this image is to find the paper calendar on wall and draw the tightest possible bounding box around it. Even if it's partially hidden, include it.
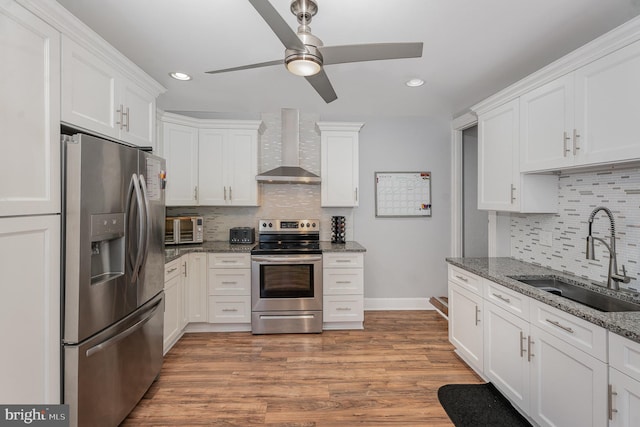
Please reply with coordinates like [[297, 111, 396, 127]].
[[375, 172, 432, 217]]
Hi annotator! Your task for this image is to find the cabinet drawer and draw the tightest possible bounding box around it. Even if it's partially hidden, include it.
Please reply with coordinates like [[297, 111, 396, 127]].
[[448, 265, 483, 295], [323, 268, 364, 295], [484, 279, 530, 319], [208, 253, 251, 269], [208, 295, 251, 323], [530, 300, 607, 362], [323, 295, 364, 322], [323, 253, 364, 268], [610, 333, 640, 380], [164, 258, 182, 282], [208, 269, 250, 295]]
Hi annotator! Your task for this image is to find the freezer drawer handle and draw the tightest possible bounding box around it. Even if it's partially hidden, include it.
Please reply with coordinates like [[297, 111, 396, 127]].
[[85, 299, 161, 358]]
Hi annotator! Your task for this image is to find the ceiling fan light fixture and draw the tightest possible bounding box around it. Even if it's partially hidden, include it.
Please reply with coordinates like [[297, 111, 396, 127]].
[[285, 46, 323, 76]]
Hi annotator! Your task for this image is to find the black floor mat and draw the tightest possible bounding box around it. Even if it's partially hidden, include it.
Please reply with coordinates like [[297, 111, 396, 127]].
[[438, 383, 532, 427]]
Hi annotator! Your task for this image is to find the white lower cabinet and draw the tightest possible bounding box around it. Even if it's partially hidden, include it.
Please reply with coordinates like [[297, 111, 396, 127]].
[[186, 253, 207, 323], [163, 257, 185, 354], [208, 253, 251, 326], [448, 264, 611, 426], [323, 253, 364, 329], [609, 333, 640, 427], [448, 281, 484, 372]]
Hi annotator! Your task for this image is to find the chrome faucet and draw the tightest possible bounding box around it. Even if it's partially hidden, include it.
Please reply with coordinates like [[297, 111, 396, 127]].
[[586, 206, 630, 290]]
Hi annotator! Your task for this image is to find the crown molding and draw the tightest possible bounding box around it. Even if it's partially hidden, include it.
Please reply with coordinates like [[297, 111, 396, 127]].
[[158, 111, 264, 132]]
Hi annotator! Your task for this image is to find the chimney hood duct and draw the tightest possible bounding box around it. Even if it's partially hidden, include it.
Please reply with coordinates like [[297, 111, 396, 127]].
[[256, 109, 321, 184]]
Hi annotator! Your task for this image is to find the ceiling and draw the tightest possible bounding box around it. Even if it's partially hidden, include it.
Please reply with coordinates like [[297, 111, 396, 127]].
[[56, 0, 640, 119]]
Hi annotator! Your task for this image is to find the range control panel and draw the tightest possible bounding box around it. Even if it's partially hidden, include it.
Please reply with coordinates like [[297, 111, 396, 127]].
[[258, 219, 319, 233]]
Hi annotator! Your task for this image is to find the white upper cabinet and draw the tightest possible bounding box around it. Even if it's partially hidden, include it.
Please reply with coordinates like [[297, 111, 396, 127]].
[[574, 39, 640, 166], [317, 122, 364, 207], [162, 122, 199, 206], [520, 74, 575, 172], [521, 40, 640, 172], [478, 99, 558, 213], [0, 2, 60, 217], [159, 113, 262, 206], [61, 35, 161, 148]]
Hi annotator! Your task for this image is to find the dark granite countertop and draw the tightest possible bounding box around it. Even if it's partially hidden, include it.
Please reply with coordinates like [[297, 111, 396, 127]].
[[446, 257, 640, 343], [166, 241, 366, 263]]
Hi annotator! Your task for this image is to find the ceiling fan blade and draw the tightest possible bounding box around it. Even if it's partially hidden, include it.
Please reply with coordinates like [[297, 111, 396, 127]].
[[320, 42, 423, 65], [305, 70, 337, 103], [248, 0, 306, 51], [205, 59, 283, 74]]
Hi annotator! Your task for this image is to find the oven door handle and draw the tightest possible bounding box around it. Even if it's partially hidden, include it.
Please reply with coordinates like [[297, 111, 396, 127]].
[[252, 255, 323, 263]]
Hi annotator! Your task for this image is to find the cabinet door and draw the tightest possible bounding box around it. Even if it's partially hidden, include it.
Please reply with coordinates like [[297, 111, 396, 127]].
[[0, 3, 60, 216], [483, 301, 530, 413], [574, 40, 640, 166], [448, 282, 484, 373], [119, 79, 155, 148], [529, 325, 607, 427], [162, 122, 199, 206], [61, 36, 118, 138], [198, 129, 227, 205], [227, 129, 259, 206], [321, 131, 359, 207], [187, 253, 208, 323], [520, 74, 574, 172], [0, 215, 60, 403], [610, 368, 640, 427], [478, 99, 519, 211], [163, 272, 182, 354]]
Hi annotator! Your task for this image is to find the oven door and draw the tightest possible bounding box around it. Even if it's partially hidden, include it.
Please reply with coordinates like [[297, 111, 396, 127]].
[[251, 254, 323, 312]]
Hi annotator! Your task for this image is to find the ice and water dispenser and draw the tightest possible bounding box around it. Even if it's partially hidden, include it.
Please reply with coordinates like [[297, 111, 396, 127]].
[[90, 213, 125, 285]]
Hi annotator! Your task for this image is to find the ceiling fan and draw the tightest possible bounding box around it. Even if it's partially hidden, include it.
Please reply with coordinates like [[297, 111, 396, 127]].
[[205, 0, 423, 103]]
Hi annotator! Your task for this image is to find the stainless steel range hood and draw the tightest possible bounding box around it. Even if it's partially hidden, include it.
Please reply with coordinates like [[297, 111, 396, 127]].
[[256, 109, 321, 184]]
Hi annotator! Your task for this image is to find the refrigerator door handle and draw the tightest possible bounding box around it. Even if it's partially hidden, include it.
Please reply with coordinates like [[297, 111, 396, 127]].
[[85, 298, 162, 358], [138, 175, 151, 272], [130, 173, 146, 283]]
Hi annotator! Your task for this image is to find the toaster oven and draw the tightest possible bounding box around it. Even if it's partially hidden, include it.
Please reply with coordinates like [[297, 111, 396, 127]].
[[165, 216, 203, 245]]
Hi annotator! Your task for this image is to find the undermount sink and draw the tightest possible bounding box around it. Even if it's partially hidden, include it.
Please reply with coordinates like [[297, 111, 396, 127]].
[[508, 276, 640, 313]]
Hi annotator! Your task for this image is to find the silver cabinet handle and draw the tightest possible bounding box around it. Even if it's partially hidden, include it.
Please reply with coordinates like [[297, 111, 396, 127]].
[[116, 104, 124, 130], [510, 184, 516, 203], [335, 280, 352, 284], [475, 306, 481, 326], [608, 384, 618, 420], [194, 186, 198, 201], [520, 331, 527, 358], [455, 275, 468, 282], [546, 318, 574, 334], [355, 187, 358, 202], [224, 186, 227, 201], [167, 267, 177, 274], [183, 261, 187, 277], [125, 106, 130, 131], [527, 336, 534, 362], [493, 293, 511, 304], [563, 131, 571, 156], [221, 281, 238, 285], [222, 308, 238, 313], [573, 129, 580, 155], [336, 307, 352, 311], [229, 186, 232, 201]]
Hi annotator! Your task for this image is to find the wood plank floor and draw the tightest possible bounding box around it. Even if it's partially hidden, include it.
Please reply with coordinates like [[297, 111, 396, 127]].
[[123, 310, 482, 426]]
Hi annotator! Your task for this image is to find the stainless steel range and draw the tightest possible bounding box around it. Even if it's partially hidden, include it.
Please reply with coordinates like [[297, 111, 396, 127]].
[[251, 219, 323, 334]]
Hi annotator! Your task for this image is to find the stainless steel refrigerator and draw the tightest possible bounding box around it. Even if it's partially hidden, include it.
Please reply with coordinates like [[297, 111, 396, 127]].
[[61, 133, 166, 427]]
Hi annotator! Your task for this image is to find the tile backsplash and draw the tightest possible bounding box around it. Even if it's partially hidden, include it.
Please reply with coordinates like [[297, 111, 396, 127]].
[[511, 166, 640, 290], [167, 110, 354, 241]]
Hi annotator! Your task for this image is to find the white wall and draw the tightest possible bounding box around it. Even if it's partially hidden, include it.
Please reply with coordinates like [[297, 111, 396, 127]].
[[351, 116, 452, 302]]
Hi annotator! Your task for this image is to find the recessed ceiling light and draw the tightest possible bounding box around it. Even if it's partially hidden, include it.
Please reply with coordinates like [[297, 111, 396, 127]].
[[169, 72, 192, 81], [405, 78, 425, 87]]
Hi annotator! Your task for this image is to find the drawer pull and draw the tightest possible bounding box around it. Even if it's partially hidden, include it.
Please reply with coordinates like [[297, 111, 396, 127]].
[[520, 331, 527, 358], [336, 307, 352, 311], [167, 267, 177, 273], [222, 308, 238, 312], [546, 318, 574, 334], [335, 280, 352, 284], [527, 336, 534, 362], [336, 259, 351, 263], [221, 260, 236, 263], [493, 293, 511, 304], [455, 275, 469, 283], [609, 384, 618, 420], [475, 306, 481, 326]]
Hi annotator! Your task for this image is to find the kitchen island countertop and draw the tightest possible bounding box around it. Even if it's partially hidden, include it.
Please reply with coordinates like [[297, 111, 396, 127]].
[[446, 257, 640, 344], [166, 241, 366, 263]]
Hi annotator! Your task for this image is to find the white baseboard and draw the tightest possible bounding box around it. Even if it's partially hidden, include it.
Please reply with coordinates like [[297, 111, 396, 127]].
[[364, 298, 435, 311]]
